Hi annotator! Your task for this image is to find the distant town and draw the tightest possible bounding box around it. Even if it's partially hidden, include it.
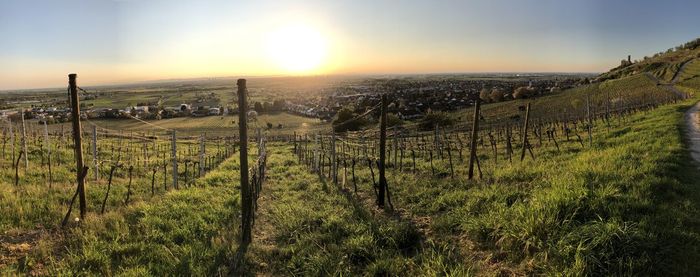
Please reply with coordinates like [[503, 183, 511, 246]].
[[1, 74, 590, 126]]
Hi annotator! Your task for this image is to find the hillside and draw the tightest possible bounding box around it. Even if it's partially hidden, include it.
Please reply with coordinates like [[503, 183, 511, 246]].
[[597, 38, 700, 83]]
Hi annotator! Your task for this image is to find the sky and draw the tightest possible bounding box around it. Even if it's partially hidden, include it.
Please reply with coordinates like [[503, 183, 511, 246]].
[[1, 0, 699, 90]]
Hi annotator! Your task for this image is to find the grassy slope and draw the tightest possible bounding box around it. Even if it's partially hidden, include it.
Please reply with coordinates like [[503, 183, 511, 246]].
[[0, 137, 223, 233], [450, 73, 674, 125], [243, 144, 471, 276], [346, 95, 700, 275], [3, 98, 700, 275], [678, 59, 700, 90], [2, 151, 245, 275], [598, 47, 700, 83]]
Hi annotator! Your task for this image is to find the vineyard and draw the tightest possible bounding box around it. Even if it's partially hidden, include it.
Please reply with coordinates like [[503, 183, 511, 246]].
[[2, 73, 700, 275]]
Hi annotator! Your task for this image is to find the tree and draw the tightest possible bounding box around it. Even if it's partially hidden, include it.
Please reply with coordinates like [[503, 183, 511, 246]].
[[266, 122, 273, 129], [272, 100, 286, 111], [263, 102, 273, 112], [419, 111, 454, 131], [333, 108, 369, 132], [479, 88, 490, 102], [513, 86, 533, 99], [254, 102, 264, 113], [489, 89, 504, 102], [387, 114, 403, 128]]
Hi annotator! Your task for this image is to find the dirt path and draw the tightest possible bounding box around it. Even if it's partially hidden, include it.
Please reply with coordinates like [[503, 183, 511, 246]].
[[672, 58, 697, 84], [684, 101, 700, 164], [645, 72, 686, 98]]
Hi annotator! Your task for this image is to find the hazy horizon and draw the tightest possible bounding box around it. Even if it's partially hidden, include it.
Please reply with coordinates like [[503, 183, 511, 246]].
[[2, 0, 699, 90], [0, 71, 604, 92]]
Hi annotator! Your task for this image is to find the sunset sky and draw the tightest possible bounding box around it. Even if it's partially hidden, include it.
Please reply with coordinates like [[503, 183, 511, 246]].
[[1, 0, 699, 90]]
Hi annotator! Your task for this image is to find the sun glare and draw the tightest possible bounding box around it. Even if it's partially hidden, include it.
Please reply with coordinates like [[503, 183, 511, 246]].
[[266, 24, 328, 74]]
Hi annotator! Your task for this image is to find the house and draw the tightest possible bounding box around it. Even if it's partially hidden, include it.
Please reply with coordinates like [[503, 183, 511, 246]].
[[208, 107, 220, 116]]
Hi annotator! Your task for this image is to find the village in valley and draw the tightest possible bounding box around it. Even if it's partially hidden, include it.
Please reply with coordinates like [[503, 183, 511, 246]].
[[1, 73, 592, 129]]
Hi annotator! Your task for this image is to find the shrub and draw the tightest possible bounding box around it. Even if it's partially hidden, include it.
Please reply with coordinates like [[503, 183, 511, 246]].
[[333, 108, 370, 132], [479, 88, 490, 102], [513, 86, 534, 99], [490, 88, 504, 102], [419, 111, 454, 131]]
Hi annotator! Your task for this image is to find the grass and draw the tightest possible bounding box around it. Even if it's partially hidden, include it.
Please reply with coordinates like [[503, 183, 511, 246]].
[[46, 112, 327, 137], [3, 81, 700, 275], [0, 132, 231, 234], [2, 147, 247, 275], [241, 144, 472, 275], [678, 59, 700, 89], [344, 94, 700, 275], [450, 73, 675, 125]]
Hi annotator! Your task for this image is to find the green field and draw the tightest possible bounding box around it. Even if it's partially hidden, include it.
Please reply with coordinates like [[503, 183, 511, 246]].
[[46, 112, 328, 137]]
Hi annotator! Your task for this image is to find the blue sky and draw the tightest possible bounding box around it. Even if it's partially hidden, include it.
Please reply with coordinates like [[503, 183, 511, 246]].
[[1, 0, 699, 89]]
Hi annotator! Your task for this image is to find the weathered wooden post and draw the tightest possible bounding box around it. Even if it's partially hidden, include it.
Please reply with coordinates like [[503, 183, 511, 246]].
[[378, 94, 388, 207], [171, 131, 178, 189], [199, 134, 205, 176], [9, 120, 15, 165], [468, 99, 481, 180], [69, 73, 87, 219], [393, 129, 398, 168], [520, 103, 531, 161], [586, 92, 593, 147], [331, 130, 337, 185], [19, 108, 28, 173], [44, 121, 53, 187], [92, 125, 98, 181], [238, 79, 252, 244]]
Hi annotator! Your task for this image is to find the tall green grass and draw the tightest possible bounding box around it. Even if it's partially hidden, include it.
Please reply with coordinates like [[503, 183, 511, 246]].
[[350, 95, 700, 275], [2, 152, 245, 275]]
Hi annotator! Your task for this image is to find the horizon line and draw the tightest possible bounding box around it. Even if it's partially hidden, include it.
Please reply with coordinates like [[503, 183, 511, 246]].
[[0, 71, 602, 92]]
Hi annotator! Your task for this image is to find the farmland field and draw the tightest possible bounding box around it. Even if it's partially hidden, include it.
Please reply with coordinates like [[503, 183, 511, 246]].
[[51, 112, 328, 137]]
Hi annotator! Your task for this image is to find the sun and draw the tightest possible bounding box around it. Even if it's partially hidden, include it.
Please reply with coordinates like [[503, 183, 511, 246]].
[[266, 24, 328, 73]]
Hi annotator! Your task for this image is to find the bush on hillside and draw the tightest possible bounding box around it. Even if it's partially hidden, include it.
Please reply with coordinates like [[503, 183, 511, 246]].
[[479, 88, 490, 102], [333, 108, 370, 132], [513, 86, 534, 99], [490, 88, 504, 102], [419, 111, 454, 131]]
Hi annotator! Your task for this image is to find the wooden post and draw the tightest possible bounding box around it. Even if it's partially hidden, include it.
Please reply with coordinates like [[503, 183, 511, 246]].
[[378, 94, 388, 207], [44, 121, 53, 187], [238, 79, 252, 244], [331, 130, 337, 185], [92, 125, 98, 181], [586, 92, 593, 147], [69, 73, 87, 219], [19, 108, 28, 173], [171, 131, 178, 189], [520, 103, 531, 161], [199, 134, 205, 176], [9, 120, 15, 165], [468, 99, 481, 180], [393, 129, 398, 168]]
